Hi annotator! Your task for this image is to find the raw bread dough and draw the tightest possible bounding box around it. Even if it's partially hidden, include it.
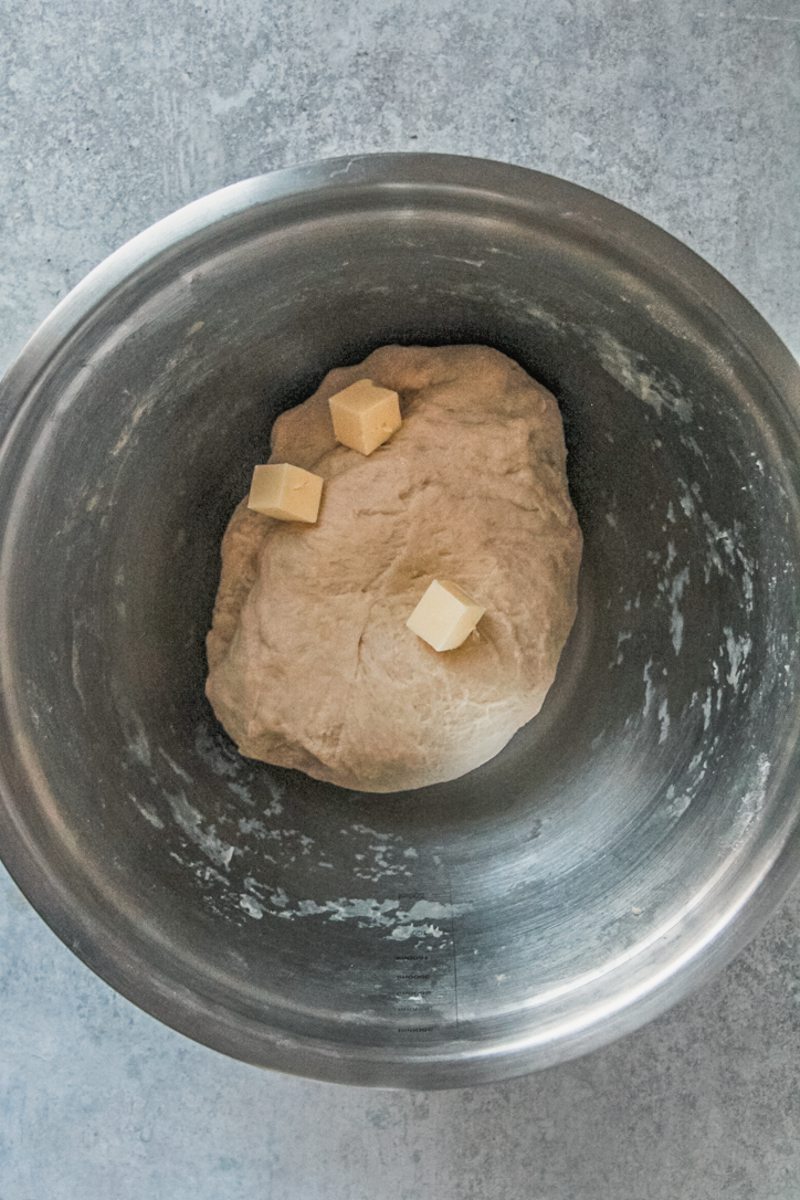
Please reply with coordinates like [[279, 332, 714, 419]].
[[206, 345, 582, 793]]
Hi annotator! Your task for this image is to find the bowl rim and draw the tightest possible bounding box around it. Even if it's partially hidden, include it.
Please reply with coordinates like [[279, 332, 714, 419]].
[[1, 151, 799, 1088]]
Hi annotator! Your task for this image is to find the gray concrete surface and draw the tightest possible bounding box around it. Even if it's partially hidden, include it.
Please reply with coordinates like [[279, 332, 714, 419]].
[[1, 1, 798, 1197]]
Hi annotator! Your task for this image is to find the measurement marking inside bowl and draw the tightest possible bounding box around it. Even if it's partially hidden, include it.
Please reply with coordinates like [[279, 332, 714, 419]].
[[392, 889, 461, 1032]]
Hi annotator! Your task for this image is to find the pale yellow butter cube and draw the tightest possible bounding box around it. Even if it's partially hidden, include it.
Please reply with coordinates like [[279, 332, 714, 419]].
[[247, 462, 323, 523], [328, 378, 402, 455], [406, 579, 486, 652]]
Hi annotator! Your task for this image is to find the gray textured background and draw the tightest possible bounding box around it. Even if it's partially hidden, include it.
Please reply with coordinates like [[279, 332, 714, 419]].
[[1, 1, 799, 1197]]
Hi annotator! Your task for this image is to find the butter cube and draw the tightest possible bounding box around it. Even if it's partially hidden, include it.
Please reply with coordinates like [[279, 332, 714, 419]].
[[406, 579, 486, 652], [247, 462, 323, 523], [328, 378, 402, 455]]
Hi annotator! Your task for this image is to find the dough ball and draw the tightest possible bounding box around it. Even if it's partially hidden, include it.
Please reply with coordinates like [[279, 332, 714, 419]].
[[206, 345, 582, 793]]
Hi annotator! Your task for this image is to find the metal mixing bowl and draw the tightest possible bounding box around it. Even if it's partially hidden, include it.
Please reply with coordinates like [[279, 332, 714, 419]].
[[1, 154, 799, 1088]]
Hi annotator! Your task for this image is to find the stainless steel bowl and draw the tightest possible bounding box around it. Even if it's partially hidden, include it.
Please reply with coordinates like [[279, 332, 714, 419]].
[[1, 154, 799, 1088]]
